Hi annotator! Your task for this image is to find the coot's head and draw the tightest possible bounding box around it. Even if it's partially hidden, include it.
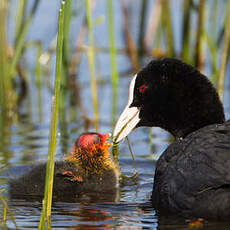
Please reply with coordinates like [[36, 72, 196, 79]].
[[113, 58, 225, 142], [69, 132, 113, 171]]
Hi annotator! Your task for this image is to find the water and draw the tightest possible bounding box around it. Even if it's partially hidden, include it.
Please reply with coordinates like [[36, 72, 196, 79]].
[[1, 0, 230, 229]]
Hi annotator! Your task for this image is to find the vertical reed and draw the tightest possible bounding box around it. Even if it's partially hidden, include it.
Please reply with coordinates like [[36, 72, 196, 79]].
[[0, 0, 13, 110], [138, 0, 147, 57], [86, 0, 99, 131], [0, 194, 18, 229], [182, 0, 192, 63], [35, 41, 43, 87], [121, 3, 140, 72], [144, 0, 163, 54], [59, 0, 72, 154], [208, 0, 219, 83], [210, 0, 218, 43], [35, 41, 43, 122], [10, 0, 40, 77], [194, 0, 206, 70], [218, 0, 230, 101], [62, 0, 72, 82], [15, 0, 27, 46], [39, 1, 65, 228], [162, 0, 174, 57], [126, 137, 137, 174], [107, 0, 119, 127]]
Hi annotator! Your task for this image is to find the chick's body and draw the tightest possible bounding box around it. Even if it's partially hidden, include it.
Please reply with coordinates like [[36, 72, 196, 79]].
[[9, 132, 119, 201]]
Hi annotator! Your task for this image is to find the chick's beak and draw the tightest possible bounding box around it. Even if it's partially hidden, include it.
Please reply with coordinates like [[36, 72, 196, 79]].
[[101, 133, 112, 149]]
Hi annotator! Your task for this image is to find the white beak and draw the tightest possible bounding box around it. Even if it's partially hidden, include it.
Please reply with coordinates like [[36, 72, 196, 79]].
[[113, 75, 140, 143]]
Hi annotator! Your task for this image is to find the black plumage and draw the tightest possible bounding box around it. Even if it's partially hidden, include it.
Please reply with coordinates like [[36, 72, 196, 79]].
[[113, 58, 230, 219], [9, 132, 119, 201], [9, 160, 118, 201], [152, 121, 230, 219], [134, 58, 225, 138]]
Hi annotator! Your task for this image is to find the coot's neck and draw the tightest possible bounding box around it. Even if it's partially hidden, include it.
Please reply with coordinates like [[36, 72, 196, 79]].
[[154, 91, 225, 139]]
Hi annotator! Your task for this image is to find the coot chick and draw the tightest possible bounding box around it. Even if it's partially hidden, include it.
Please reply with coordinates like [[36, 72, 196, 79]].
[[10, 132, 119, 201], [113, 58, 230, 220]]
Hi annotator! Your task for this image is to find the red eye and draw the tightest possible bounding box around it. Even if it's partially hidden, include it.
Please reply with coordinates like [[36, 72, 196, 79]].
[[139, 84, 147, 93]]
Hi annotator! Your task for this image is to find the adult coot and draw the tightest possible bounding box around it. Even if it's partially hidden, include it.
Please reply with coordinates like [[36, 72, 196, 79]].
[[113, 58, 230, 220], [10, 132, 119, 201]]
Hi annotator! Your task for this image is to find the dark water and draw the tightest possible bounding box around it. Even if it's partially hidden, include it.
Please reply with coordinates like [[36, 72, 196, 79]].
[[1, 0, 230, 229]]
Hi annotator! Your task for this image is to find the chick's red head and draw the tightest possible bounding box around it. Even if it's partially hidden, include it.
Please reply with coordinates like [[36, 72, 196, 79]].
[[73, 132, 112, 157]]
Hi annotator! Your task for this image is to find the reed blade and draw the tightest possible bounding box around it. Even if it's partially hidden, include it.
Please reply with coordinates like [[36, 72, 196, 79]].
[[39, 1, 65, 228], [182, 0, 192, 62], [218, 0, 230, 100], [86, 0, 99, 131], [194, 0, 206, 70], [10, 0, 40, 77], [107, 0, 119, 127]]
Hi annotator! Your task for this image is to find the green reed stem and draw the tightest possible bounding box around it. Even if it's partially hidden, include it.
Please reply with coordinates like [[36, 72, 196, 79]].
[[0, 0, 9, 102], [112, 141, 120, 170], [59, 0, 72, 134], [36, 42, 43, 123], [10, 0, 40, 77], [3, 205, 6, 224], [107, 0, 119, 127], [23, 40, 43, 87], [23, 40, 43, 121], [35, 41, 42, 87], [39, 200, 46, 229], [205, 34, 218, 83], [126, 136, 137, 174], [39, 2, 65, 229], [163, 0, 174, 57], [218, 1, 230, 101], [138, 0, 147, 57], [182, 0, 192, 63], [210, 0, 218, 43], [0, 0, 15, 111], [86, 0, 99, 131], [15, 0, 27, 46], [62, 0, 72, 84], [194, 0, 205, 70], [0, 194, 18, 229]]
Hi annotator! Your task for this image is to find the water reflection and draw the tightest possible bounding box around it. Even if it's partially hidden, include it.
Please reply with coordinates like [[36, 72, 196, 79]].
[[4, 167, 230, 229], [65, 206, 114, 229]]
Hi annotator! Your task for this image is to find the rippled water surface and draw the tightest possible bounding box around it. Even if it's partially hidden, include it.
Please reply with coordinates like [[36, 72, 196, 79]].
[[1, 0, 230, 229]]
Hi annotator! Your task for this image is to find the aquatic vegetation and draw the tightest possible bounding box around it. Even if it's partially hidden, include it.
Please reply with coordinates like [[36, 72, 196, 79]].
[[1, 0, 230, 228], [86, 0, 99, 131], [0, 193, 18, 229], [0, 0, 15, 113], [218, 0, 230, 101], [39, 1, 65, 229], [107, 0, 119, 127]]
